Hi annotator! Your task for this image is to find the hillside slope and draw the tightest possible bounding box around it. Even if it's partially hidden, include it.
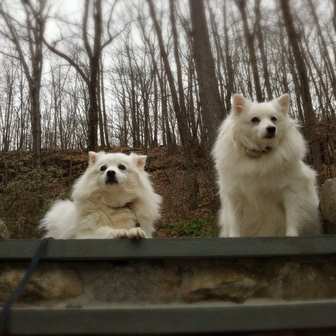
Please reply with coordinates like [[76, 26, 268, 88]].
[[0, 148, 218, 238]]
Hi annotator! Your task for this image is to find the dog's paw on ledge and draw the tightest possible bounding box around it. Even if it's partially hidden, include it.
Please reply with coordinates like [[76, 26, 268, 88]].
[[126, 227, 147, 239]]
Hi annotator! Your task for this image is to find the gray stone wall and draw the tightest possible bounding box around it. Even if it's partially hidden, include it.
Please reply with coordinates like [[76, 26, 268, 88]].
[[1, 256, 336, 306]]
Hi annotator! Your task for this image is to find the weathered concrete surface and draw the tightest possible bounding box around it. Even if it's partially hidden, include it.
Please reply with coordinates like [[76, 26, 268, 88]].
[[77, 261, 181, 304], [320, 178, 336, 233], [180, 261, 265, 303], [0, 265, 82, 301], [1, 257, 336, 306]]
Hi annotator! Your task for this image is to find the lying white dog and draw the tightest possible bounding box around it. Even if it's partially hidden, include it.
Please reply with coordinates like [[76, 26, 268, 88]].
[[41, 152, 161, 239], [212, 94, 320, 237]]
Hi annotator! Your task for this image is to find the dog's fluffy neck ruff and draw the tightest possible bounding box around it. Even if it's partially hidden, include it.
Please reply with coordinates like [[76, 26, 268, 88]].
[[108, 200, 136, 210], [233, 135, 273, 159], [241, 144, 273, 159], [109, 199, 141, 227]]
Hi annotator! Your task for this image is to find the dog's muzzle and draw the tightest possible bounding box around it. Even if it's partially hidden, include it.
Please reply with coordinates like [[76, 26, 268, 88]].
[[106, 170, 118, 184]]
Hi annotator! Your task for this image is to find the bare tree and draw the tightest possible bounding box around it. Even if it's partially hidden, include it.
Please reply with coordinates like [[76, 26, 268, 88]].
[[280, 0, 321, 170], [0, 62, 15, 152], [44, 0, 122, 150], [223, 2, 235, 111], [0, 0, 334, 175], [334, 0, 336, 33], [169, 0, 190, 143], [99, 57, 110, 148], [147, 0, 191, 146], [307, 0, 336, 97], [255, 0, 272, 100], [0, 0, 47, 164], [235, 0, 263, 101], [189, 0, 223, 147]]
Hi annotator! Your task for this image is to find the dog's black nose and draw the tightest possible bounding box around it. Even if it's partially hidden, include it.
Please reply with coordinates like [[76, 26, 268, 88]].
[[266, 126, 276, 135], [106, 170, 117, 184], [107, 170, 115, 178], [264, 126, 276, 139], [267, 126, 276, 134]]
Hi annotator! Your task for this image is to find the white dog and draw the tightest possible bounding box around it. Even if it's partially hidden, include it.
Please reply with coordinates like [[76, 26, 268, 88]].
[[40, 152, 161, 239], [212, 94, 320, 237]]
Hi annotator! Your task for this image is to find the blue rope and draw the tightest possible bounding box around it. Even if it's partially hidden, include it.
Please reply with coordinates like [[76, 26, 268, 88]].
[[1, 238, 51, 335]]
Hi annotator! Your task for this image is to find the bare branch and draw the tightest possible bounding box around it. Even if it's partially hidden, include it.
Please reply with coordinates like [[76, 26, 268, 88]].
[[43, 37, 89, 84], [82, 0, 92, 58], [101, 21, 130, 50], [0, 3, 32, 82]]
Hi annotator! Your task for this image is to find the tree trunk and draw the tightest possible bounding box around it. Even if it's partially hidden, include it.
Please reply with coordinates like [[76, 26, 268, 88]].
[[97, 64, 105, 148], [236, 0, 263, 101], [208, 4, 226, 109], [169, 0, 192, 144], [280, 0, 321, 171], [255, 0, 272, 100], [147, 0, 191, 146], [100, 58, 110, 147], [153, 72, 159, 146], [307, 0, 336, 98], [189, 0, 223, 148], [223, 1, 235, 111], [334, 0, 336, 34]]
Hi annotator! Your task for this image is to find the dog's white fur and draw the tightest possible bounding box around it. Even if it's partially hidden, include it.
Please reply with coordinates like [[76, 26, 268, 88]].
[[212, 94, 320, 237], [40, 152, 161, 239]]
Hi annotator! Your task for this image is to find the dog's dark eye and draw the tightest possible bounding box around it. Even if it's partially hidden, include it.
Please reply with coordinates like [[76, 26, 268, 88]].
[[271, 116, 278, 122], [251, 117, 260, 124], [100, 165, 107, 172], [118, 164, 126, 171]]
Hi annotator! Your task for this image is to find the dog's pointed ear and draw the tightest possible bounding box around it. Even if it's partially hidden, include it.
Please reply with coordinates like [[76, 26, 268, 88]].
[[88, 151, 97, 165], [232, 94, 247, 114], [275, 94, 289, 114], [130, 153, 147, 170]]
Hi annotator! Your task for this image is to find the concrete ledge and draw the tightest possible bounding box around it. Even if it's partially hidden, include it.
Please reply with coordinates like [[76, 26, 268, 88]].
[[1, 238, 336, 334], [1, 236, 336, 260], [3, 301, 336, 335], [1, 256, 336, 304]]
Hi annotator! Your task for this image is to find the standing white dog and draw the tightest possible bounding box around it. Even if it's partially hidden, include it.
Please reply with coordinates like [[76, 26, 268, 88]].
[[212, 94, 320, 237], [40, 152, 161, 239]]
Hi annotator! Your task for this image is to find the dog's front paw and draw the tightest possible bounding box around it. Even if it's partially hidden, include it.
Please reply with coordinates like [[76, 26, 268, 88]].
[[127, 227, 147, 239], [110, 229, 129, 239], [286, 227, 299, 237]]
